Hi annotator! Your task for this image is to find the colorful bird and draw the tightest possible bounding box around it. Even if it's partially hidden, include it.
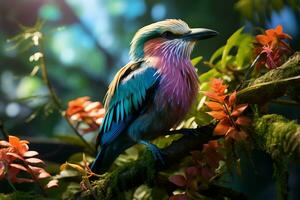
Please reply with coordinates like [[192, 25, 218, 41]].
[[91, 19, 218, 173]]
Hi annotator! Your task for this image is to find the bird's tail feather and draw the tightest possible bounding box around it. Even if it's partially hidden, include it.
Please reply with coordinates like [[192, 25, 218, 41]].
[[91, 136, 135, 174], [90, 145, 108, 174]]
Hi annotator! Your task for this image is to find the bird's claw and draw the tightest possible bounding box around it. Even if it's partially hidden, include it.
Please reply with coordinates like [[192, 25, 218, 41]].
[[139, 140, 166, 166]]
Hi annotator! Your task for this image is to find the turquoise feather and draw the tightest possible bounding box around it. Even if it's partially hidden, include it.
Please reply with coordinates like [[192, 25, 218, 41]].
[[99, 65, 159, 145]]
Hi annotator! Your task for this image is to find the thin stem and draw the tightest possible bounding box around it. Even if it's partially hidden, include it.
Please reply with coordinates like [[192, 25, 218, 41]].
[[38, 41, 95, 155], [22, 160, 47, 197], [39, 43, 63, 110], [236, 52, 263, 90], [0, 119, 9, 141], [7, 179, 17, 192], [245, 52, 263, 80], [222, 103, 239, 130]]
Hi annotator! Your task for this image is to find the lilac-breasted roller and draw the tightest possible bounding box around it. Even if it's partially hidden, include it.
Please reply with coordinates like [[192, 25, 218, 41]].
[[91, 19, 218, 173]]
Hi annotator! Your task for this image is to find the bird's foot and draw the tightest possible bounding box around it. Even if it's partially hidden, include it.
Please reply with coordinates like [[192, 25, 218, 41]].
[[139, 140, 166, 166]]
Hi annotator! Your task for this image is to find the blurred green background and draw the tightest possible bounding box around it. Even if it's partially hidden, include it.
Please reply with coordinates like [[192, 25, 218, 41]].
[[0, 1, 300, 198]]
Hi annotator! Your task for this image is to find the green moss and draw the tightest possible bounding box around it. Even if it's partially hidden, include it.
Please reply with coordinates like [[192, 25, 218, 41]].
[[82, 150, 157, 200], [254, 114, 300, 200], [237, 53, 300, 104], [0, 192, 47, 200], [254, 114, 300, 159]]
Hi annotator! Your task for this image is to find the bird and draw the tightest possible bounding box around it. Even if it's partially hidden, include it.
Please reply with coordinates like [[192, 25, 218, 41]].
[[91, 19, 218, 174]]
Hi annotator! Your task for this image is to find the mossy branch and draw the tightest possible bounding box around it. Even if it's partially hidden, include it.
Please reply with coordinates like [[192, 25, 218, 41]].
[[78, 126, 218, 198], [254, 114, 300, 159], [78, 125, 246, 200], [254, 114, 300, 200], [237, 52, 300, 104]]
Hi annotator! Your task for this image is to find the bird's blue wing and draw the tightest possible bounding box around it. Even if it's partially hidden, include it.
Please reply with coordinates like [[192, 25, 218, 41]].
[[98, 62, 159, 147]]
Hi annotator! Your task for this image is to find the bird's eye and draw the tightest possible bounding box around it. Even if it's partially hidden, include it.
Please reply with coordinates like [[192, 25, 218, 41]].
[[162, 31, 177, 39]]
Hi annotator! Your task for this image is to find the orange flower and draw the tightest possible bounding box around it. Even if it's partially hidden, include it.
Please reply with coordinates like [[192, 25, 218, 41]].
[[204, 79, 227, 103], [204, 79, 251, 141], [0, 135, 58, 188], [8, 136, 29, 156], [256, 25, 291, 46], [211, 78, 228, 95], [66, 96, 105, 134], [254, 25, 293, 69]]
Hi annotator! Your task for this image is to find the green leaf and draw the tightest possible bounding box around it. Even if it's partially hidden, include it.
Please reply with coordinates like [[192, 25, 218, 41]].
[[191, 56, 203, 66], [209, 46, 224, 65], [235, 35, 254, 69], [199, 69, 221, 83], [221, 27, 244, 69]]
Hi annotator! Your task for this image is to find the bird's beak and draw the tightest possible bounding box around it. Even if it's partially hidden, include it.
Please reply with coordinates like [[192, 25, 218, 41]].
[[180, 28, 218, 41]]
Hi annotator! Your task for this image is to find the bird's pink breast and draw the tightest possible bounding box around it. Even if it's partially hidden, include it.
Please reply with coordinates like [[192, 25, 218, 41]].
[[155, 58, 198, 119], [144, 38, 199, 124]]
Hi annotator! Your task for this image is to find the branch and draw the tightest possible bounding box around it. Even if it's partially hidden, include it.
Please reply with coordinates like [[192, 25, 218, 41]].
[[78, 126, 246, 200], [237, 52, 300, 104], [77, 52, 300, 199], [253, 114, 300, 200]]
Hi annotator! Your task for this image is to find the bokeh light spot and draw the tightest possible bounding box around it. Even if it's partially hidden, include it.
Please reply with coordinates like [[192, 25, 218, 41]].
[[6, 103, 20, 118], [39, 3, 62, 21], [151, 3, 166, 21]]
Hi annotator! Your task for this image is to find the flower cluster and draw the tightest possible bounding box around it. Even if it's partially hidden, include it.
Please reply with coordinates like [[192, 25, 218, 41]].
[[254, 25, 293, 69], [204, 79, 251, 140], [0, 135, 58, 188], [66, 96, 105, 134], [169, 140, 224, 200]]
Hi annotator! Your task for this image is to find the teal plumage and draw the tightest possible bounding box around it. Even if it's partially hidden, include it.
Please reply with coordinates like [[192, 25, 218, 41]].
[[91, 19, 218, 173], [99, 63, 159, 145]]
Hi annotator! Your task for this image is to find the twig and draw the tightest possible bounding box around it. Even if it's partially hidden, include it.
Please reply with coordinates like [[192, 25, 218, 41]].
[[236, 53, 262, 90], [0, 119, 9, 141], [7, 179, 17, 192], [271, 99, 299, 106], [38, 41, 95, 155], [22, 160, 47, 197]]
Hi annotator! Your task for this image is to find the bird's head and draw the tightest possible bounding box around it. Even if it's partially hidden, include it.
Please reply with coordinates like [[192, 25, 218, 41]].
[[129, 19, 218, 62]]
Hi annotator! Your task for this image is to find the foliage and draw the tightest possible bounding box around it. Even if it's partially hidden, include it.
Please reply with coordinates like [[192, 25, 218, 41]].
[[206, 27, 254, 81], [235, 0, 300, 23], [169, 140, 224, 200], [1, 10, 300, 200]]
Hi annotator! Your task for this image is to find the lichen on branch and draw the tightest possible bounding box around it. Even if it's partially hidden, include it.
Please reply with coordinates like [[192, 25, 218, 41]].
[[237, 52, 300, 105], [254, 114, 300, 159]]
